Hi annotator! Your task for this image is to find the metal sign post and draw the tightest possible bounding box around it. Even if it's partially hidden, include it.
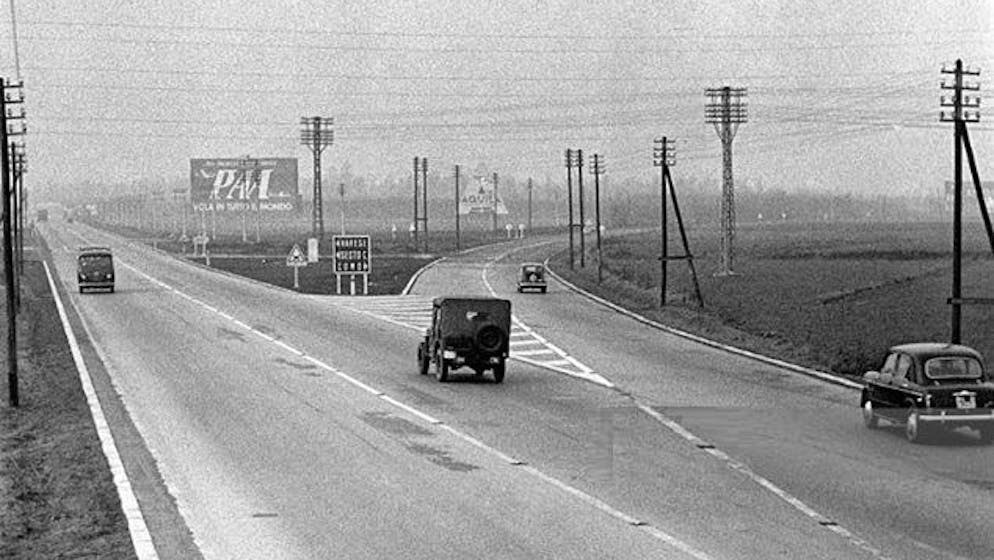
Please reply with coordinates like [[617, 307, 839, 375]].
[[286, 243, 307, 290]]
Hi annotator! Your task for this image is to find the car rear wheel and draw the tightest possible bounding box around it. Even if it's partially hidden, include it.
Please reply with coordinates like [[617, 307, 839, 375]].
[[861, 398, 879, 429], [493, 362, 505, 384], [435, 349, 449, 382], [906, 408, 928, 443]]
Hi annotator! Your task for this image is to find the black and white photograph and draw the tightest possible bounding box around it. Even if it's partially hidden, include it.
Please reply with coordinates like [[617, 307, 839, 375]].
[[1, 1, 992, 558]]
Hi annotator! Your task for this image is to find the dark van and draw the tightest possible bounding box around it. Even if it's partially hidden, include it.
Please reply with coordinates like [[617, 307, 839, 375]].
[[77, 247, 115, 293]]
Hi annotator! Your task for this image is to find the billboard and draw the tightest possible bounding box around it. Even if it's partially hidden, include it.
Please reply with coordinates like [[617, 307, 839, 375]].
[[332, 235, 371, 273], [190, 158, 298, 212], [459, 175, 509, 215]]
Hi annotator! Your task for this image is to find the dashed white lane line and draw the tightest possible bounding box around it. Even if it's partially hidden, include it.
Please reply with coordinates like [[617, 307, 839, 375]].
[[481, 243, 894, 560], [44, 261, 159, 560], [116, 261, 712, 560]]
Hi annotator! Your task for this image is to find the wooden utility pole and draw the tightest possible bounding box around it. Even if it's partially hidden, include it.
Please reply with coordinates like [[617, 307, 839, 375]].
[[527, 177, 533, 232], [565, 149, 576, 269], [492, 172, 499, 238], [1, 77, 24, 407], [413, 157, 420, 247], [454, 165, 461, 250], [413, 157, 428, 251], [654, 137, 672, 305], [940, 60, 987, 343], [706, 86, 747, 276], [577, 149, 585, 268], [590, 155, 605, 283], [654, 136, 704, 308], [421, 158, 428, 252]]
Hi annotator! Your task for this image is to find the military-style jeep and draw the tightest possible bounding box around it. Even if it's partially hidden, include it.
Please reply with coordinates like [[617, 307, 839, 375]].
[[418, 296, 511, 383]]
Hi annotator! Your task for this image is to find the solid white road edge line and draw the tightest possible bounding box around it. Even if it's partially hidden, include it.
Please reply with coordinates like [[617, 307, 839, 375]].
[[119, 262, 713, 560], [43, 261, 160, 560]]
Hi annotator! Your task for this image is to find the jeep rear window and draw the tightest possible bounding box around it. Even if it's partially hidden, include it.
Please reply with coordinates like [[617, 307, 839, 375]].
[[79, 254, 112, 271], [924, 357, 983, 380]]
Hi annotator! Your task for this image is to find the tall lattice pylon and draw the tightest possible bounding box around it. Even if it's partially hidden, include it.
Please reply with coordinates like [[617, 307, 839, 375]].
[[705, 87, 747, 276], [300, 116, 334, 239]]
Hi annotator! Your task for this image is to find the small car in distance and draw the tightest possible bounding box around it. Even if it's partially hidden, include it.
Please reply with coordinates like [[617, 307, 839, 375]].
[[861, 343, 994, 443], [77, 246, 115, 293], [516, 262, 547, 293], [418, 296, 511, 383]]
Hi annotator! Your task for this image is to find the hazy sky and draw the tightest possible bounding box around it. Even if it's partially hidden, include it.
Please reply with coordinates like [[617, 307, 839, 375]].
[[1, 0, 992, 201]]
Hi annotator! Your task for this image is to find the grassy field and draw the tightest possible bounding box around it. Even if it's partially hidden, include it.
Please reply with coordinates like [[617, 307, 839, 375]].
[[552, 220, 994, 377]]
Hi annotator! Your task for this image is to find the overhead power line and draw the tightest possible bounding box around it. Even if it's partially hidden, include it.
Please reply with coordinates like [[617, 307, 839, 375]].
[[22, 64, 935, 83], [18, 32, 981, 55], [19, 18, 994, 42]]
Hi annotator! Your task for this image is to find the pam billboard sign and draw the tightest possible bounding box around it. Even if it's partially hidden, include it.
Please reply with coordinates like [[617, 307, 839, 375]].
[[190, 158, 299, 212]]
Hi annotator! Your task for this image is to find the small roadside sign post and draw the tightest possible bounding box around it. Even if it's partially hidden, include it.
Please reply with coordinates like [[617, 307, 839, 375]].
[[192, 234, 210, 266], [286, 243, 307, 290]]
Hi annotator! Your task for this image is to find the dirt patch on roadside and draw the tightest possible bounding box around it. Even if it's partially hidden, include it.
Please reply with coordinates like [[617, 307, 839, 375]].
[[0, 260, 134, 559]]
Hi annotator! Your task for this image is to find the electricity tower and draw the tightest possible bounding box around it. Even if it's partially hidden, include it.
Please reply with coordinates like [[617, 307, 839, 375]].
[[705, 87, 747, 276], [300, 116, 334, 239]]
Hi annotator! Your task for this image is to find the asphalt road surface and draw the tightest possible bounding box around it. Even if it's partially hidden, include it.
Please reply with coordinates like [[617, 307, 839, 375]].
[[41, 223, 993, 559]]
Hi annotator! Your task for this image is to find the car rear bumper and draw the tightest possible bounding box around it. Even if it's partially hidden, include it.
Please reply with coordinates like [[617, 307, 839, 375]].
[[79, 281, 114, 289], [517, 282, 546, 289], [919, 410, 994, 423]]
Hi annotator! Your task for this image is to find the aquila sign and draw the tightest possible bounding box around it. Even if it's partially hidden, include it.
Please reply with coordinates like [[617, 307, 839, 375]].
[[190, 158, 299, 212], [459, 175, 509, 216]]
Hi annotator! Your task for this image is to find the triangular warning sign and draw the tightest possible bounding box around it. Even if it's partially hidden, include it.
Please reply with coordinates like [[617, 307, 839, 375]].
[[287, 243, 307, 266]]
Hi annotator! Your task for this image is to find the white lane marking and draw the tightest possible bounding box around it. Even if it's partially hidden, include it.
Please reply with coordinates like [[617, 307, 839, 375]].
[[327, 295, 612, 385], [545, 358, 574, 367], [512, 348, 557, 356], [43, 261, 160, 560], [483, 242, 893, 560], [116, 262, 711, 560], [634, 403, 893, 560]]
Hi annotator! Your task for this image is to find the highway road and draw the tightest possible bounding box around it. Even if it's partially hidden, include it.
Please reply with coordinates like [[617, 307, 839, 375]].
[[40, 222, 993, 559]]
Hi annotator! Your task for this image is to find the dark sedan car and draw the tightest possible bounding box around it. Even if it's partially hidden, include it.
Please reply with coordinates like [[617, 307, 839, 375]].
[[861, 343, 994, 443], [516, 262, 547, 293], [77, 246, 115, 293]]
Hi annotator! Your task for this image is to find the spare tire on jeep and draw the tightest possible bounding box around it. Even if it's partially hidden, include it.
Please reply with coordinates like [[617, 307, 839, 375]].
[[476, 324, 505, 354]]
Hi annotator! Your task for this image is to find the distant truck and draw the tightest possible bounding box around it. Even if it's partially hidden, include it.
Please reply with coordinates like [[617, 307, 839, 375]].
[[36, 209, 48, 222]]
